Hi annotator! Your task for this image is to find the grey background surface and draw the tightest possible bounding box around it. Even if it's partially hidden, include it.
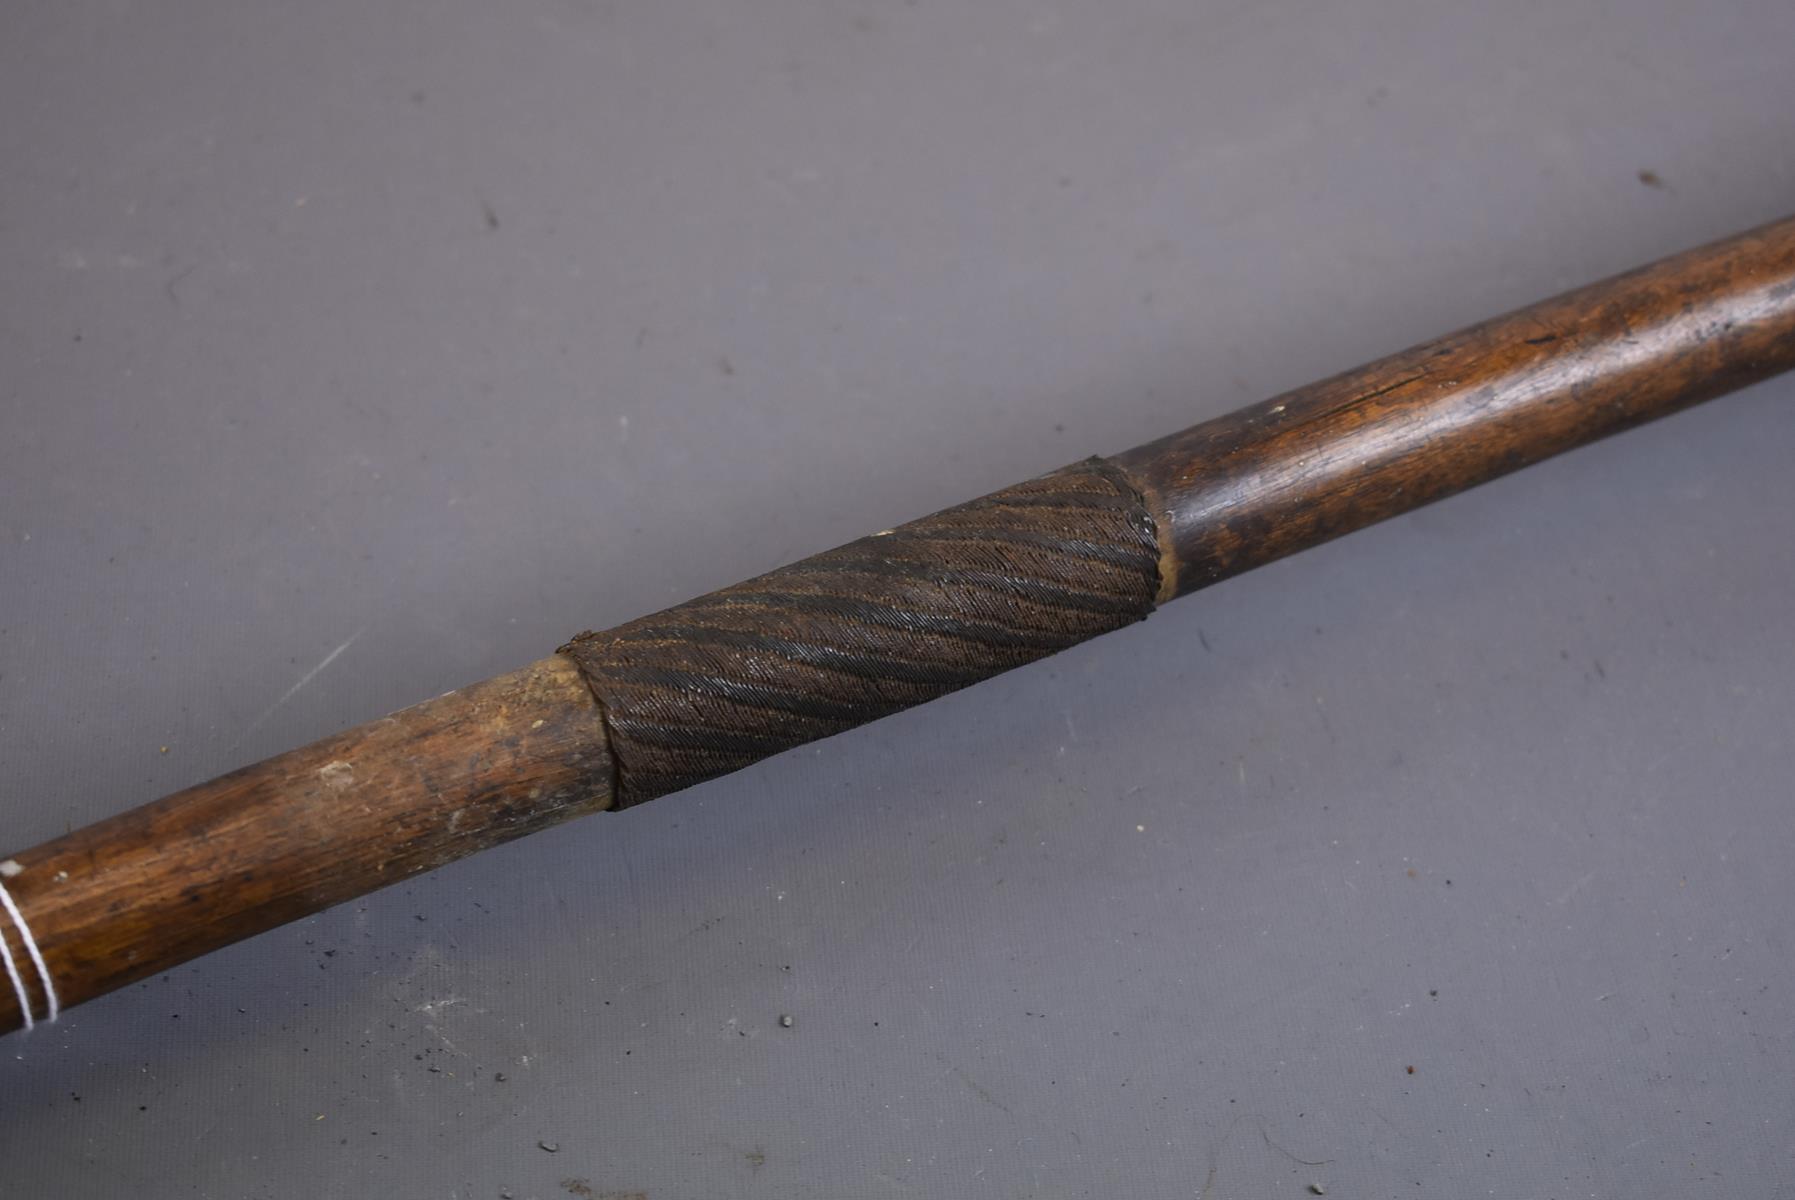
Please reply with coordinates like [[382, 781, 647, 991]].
[[2, 2, 1791, 1197]]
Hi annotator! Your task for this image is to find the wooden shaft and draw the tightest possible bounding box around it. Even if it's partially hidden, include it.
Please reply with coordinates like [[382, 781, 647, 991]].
[[1116, 215, 1795, 597], [0, 659, 612, 1032], [4, 215, 1794, 1035]]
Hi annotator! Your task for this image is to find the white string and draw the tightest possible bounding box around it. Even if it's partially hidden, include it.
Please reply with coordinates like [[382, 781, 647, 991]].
[[0, 881, 56, 1025], [0, 905, 29, 1031]]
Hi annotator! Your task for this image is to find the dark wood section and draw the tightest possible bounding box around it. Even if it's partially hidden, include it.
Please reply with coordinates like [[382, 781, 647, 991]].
[[0, 657, 611, 1034], [562, 458, 1159, 807], [1113, 216, 1795, 598], [4, 215, 1795, 1035]]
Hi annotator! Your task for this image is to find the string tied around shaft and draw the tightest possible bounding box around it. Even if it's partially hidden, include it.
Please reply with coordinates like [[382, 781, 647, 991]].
[[0, 881, 58, 1029]]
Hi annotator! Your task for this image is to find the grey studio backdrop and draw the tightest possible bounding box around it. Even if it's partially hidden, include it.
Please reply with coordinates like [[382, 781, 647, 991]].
[[2, 2, 1792, 1197]]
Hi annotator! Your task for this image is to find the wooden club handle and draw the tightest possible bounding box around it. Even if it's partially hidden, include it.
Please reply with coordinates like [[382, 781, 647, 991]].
[[4, 214, 1794, 1035]]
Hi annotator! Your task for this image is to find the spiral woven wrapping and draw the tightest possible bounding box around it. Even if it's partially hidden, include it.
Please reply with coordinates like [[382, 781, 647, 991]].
[[560, 458, 1161, 807]]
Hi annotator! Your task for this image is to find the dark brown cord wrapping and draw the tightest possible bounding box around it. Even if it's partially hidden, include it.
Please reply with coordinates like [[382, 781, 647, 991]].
[[560, 458, 1161, 807]]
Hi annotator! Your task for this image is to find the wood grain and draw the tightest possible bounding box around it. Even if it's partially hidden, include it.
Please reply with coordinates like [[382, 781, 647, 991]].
[[1114, 216, 1795, 597], [4, 215, 1795, 1035], [0, 657, 611, 1032]]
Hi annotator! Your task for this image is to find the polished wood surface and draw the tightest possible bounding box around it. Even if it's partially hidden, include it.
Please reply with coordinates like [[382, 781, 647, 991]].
[[4, 216, 1793, 1035], [0, 657, 611, 1032], [1115, 217, 1795, 598]]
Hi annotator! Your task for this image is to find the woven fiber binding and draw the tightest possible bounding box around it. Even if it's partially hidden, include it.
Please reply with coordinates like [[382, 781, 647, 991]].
[[561, 457, 1160, 807]]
